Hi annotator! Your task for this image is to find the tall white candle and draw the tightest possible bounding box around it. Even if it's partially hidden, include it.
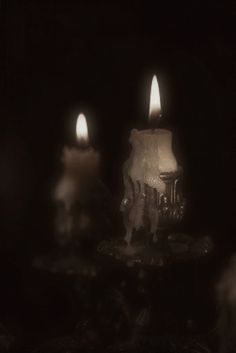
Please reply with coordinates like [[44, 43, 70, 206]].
[[122, 75, 178, 247]]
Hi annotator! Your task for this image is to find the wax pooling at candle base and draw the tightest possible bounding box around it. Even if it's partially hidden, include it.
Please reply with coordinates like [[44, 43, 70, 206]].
[[121, 128, 178, 247]]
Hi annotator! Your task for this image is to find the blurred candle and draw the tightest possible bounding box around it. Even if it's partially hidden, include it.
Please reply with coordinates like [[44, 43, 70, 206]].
[[76, 113, 89, 148], [61, 113, 99, 175], [55, 113, 100, 212]]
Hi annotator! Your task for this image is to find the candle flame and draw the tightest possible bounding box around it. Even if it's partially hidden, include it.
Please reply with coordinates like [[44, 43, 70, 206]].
[[76, 113, 89, 144], [149, 75, 161, 120]]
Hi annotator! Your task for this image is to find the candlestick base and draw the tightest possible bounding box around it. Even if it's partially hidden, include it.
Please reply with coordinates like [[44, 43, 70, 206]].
[[98, 233, 213, 267]]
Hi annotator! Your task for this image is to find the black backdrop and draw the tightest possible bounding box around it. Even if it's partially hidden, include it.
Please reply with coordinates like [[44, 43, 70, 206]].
[[0, 1, 234, 274]]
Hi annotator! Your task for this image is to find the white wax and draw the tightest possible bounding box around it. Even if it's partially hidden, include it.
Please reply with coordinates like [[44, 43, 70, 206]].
[[54, 174, 76, 212], [54, 146, 100, 210], [128, 128, 177, 193], [61, 146, 100, 174]]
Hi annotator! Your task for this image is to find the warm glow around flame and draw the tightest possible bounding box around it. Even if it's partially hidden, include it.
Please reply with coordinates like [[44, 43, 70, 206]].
[[76, 113, 89, 144], [149, 75, 161, 120]]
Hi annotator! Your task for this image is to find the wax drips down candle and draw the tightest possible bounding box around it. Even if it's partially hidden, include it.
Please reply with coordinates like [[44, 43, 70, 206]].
[[121, 76, 184, 248], [54, 113, 100, 247]]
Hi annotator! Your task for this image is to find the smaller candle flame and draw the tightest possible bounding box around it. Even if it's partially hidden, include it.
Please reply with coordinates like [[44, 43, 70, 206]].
[[76, 113, 89, 145], [149, 75, 161, 121]]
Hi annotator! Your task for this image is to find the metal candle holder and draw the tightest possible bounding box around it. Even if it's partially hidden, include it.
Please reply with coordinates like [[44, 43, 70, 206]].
[[98, 164, 212, 266], [157, 167, 185, 228]]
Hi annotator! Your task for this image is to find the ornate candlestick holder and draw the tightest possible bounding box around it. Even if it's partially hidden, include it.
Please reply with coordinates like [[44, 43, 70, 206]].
[[98, 130, 212, 267], [98, 167, 186, 266], [154, 168, 185, 226]]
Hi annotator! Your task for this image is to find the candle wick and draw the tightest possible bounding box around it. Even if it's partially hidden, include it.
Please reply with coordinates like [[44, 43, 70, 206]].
[[149, 113, 162, 130], [77, 138, 90, 149]]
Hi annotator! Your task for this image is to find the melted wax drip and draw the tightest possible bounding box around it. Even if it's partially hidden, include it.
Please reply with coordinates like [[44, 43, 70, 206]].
[[122, 162, 164, 248]]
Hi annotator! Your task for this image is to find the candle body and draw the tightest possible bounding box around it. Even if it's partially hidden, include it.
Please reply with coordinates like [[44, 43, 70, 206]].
[[122, 128, 178, 246], [54, 146, 100, 245], [128, 128, 177, 192], [55, 147, 100, 208]]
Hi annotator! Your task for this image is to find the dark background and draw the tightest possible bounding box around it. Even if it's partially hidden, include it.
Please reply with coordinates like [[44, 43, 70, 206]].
[[1, 1, 234, 254], [0, 0, 234, 348]]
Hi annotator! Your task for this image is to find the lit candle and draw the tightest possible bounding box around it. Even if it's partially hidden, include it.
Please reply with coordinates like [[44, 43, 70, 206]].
[[54, 113, 100, 244], [127, 75, 178, 193], [61, 113, 99, 177], [121, 75, 178, 247]]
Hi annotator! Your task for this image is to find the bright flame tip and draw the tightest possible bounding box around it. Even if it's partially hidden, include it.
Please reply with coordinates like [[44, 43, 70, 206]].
[[149, 75, 161, 120], [76, 113, 89, 144]]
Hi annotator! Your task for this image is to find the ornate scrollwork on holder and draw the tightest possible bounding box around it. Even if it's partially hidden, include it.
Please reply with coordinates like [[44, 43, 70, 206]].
[[158, 167, 186, 227]]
